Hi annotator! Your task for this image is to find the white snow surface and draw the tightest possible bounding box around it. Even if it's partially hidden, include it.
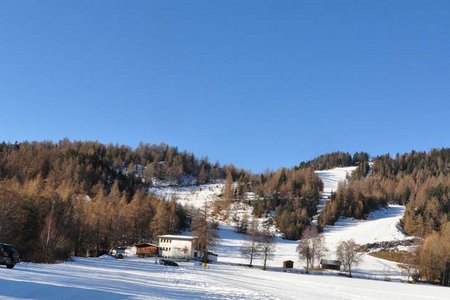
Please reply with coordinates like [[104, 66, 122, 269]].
[[314, 166, 357, 196], [313, 166, 357, 218], [322, 205, 410, 252], [1, 257, 449, 300], [148, 183, 224, 208]]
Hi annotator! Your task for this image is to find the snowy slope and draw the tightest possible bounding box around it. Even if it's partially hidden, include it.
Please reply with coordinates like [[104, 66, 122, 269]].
[[1, 257, 449, 300], [217, 166, 411, 280], [314, 166, 357, 197], [322, 205, 410, 252], [148, 183, 224, 208], [216, 205, 409, 280], [313, 166, 357, 218]]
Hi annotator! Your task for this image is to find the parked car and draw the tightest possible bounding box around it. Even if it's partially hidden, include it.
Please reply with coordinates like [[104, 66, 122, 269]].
[[159, 259, 178, 267], [114, 247, 127, 259], [0, 243, 20, 269]]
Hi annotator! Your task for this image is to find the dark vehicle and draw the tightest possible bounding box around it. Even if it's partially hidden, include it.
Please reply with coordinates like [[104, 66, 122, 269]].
[[114, 247, 127, 259], [159, 259, 179, 267], [0, 243, 20, 269]]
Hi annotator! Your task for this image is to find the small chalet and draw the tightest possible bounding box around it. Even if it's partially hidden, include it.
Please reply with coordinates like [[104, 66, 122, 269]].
[[320, 259, 342, 271], [158, 235, 197, 260], [134, 243, 158, 257]]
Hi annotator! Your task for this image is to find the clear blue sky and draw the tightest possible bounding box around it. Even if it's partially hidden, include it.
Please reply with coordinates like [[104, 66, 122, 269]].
[[1, 1, 449, 172]]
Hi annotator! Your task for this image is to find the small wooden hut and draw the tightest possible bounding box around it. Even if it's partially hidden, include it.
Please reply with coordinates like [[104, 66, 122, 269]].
[[283, 260, 294, 269], [320, 259, 342, 271], [135, 243, 158, 257]]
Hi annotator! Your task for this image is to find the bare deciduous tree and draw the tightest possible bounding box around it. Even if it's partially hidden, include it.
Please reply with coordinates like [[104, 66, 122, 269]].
[[296, 226, 327, 271], [336, 239, 363, 277], [259, 226, 275, 270], [241, 219, 262, 267]]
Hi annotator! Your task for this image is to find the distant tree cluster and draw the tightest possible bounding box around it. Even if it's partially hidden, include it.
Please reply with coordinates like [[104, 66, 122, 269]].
[[416, 222, 450, 284], [0, 140, 226, 196], [231, 168, 323, 240], [298, 151, 369, 171], [222, 153, 375, 240]]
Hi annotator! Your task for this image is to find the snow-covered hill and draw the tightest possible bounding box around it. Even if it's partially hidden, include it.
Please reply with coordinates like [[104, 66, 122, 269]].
[[1, 257, 448, 300]]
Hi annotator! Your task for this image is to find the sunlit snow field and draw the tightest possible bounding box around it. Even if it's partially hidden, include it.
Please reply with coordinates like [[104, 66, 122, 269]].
[[1, 256, 449, 300]]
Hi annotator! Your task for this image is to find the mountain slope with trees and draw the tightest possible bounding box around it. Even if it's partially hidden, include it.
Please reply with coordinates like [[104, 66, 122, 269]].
[[0, 139, 227, 262], [1, 139, 449, 277]]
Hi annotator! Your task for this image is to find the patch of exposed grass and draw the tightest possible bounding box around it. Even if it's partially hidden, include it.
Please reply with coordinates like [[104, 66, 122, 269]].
[[369, 251, 411, 263]]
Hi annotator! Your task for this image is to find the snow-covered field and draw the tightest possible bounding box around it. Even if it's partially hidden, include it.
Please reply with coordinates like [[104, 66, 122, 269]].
[[1, 257, 449, 300]]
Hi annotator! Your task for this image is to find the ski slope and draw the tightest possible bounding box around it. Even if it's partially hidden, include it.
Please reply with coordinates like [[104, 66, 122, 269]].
[[1, 257, 448, 300], [216, 204, 409, 280], [314, 166, 357, 217], [217, 166, 411, 280], [314, 166, 357, 196], [322, 205, 410, 252]]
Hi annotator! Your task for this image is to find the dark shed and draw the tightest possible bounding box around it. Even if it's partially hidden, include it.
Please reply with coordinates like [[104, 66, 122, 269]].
[[320, 259, 341, 271], [283, 260, 294, 269]]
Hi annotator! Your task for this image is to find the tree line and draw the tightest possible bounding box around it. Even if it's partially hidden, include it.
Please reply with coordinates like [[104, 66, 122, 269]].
[[0, 139, 226, 194], [298, 151, 369, 171]]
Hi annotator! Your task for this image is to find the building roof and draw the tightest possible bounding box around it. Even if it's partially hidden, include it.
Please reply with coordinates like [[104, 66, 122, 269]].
[[158, 235, 197, 240], [134, 243, 158, 248]]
